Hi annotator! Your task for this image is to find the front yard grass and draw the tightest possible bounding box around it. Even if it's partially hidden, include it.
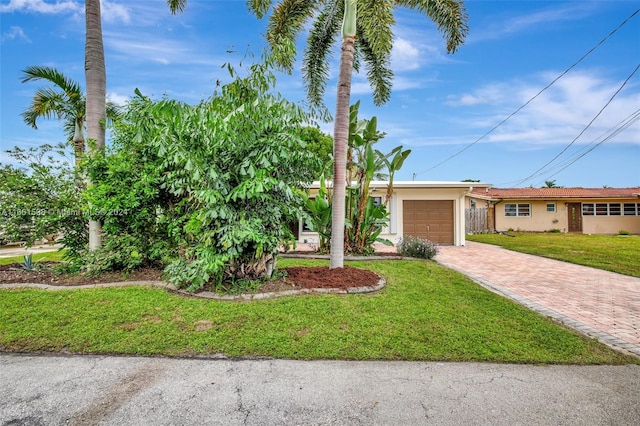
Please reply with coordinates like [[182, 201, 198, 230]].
[[1, 258, 636, 364], [466, 233, 640, 278]]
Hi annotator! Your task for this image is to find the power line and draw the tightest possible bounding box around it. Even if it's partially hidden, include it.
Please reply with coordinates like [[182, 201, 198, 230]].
[[413, 7, 640, 179], [514, 62, 640, 186], [535, 109, 640, 185]]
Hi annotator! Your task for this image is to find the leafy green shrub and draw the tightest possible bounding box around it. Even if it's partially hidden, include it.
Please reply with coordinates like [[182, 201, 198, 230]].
[[0, 143, 87, 256], [548, 228, 562, 233], [396, 236, 439, 259], [618, 230, 630, 236], [83, 59, 320, 291]]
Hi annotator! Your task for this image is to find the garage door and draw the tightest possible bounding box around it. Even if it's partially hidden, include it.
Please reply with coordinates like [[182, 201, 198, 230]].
[[403, 200, 454, 245]]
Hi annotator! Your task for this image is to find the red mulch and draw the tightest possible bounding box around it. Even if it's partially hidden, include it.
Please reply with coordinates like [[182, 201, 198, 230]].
[[0, 263, 380, 291]]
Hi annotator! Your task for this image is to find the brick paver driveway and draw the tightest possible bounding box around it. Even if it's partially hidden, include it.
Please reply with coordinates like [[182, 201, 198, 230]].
[[436, 241, 640, 357]]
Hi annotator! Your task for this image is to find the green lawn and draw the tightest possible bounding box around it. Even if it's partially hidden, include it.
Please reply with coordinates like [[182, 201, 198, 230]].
[[0, 258, 635, 364], [466, 233, 640, 278], [0, 249, 65, 265]]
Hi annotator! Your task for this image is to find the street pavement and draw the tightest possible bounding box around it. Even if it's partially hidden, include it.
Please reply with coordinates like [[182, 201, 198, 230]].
[[1, 354, 639, 425]]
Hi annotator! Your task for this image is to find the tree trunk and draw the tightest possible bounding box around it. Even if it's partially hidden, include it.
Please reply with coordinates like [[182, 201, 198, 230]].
[[85, 0, 106, 251], [329, 36, 355, 269], [72, 118, 85, 168]]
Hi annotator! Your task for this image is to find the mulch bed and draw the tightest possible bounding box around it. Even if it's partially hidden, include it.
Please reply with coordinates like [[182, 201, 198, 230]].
[[0, 263, 380, 291]]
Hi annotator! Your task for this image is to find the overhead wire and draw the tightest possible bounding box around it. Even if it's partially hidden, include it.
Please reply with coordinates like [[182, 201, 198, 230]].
[[513, 62, 640, 186], [412, 7, 640, 179]]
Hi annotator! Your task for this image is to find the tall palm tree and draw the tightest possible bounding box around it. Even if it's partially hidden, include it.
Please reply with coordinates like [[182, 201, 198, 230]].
[[253, 0, 468, 268], [21, 65, 119, 168], [169, 0, 468, 268], [85, 0, 107, 250]]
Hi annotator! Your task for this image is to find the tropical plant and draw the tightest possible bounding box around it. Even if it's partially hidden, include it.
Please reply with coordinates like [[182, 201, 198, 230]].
[[250, 0, 469, 268], [20, 66, 120, 168], [305, 103, 409, 255], [85, 0, 107, 251], [84, 59, 320, 291], [0, 143, 87, 256]]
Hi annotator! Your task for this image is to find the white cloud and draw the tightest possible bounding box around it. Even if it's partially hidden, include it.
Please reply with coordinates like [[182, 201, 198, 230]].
[[0, 0, 81, 15], [447, 70, 640, 147], [1, 25, 31, 42], [0, 0, 130, 24], [106, 91, 129, 106], [391, 38, 420, 71], [471, 2, 597, 42], [100, 0, 130, 24]]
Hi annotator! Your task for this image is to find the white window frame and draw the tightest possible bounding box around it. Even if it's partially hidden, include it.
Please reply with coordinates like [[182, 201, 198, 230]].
[[504, 203, 531, 217], [546, 203, 556, 213]]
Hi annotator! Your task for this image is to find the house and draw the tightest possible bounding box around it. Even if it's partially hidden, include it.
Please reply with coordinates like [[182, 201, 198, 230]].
[[467, 187, 640, 235], [294, 181, 491, 246]]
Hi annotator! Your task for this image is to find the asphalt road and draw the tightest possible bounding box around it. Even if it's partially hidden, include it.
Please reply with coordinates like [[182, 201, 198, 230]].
[[1, 354, 639, 425]]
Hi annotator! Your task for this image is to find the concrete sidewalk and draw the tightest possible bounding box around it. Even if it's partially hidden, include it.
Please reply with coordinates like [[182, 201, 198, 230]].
[[1, 354, 639, 425], [435, 241, 640, 357]]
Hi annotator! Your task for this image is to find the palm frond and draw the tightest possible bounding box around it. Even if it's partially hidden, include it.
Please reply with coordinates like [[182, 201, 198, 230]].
[[246, 0, 272, 18], [302, 0, 343, 108], [358, 0, 394, 58], [358, 30, 393, 106], [21, 65, 83, 97], [266, 0, 318, 72], [167, 0, 187, 14], [396, 0, 469, 53]]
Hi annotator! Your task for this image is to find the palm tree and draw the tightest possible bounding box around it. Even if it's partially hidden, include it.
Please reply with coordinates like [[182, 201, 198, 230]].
[[85, 0, 107, 250], [169, 0, 468, 268], [21, 66, 120, 168], [253, 0, 468, 268]]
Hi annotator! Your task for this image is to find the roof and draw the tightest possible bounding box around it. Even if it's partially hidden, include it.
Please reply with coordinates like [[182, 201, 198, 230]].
[[311, 181, 492, 189], [469, 187, 640, 200]]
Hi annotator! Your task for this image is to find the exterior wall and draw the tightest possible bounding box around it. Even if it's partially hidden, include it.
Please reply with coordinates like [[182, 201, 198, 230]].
[[583, 215, 640, 234], [494, 200, 567, 232], [491, 198, 640, 234], [299, 185, 473, 246]]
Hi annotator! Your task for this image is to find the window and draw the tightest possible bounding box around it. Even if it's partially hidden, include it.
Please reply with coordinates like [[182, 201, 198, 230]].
[[582, 204, 594, 216], [504, 203, 530, 217], [595, 203, 608, 216], [470, 199, 477, 209], [624, 203, 639, 216], [584, 202, 637, 216], [609, 203, 621, 216], [546, 203, 556, 213], [372, 196, 382, 207]]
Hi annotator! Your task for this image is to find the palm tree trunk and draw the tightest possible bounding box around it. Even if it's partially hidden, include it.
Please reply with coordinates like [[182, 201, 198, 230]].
[[85, 0, 106, 250], [329, 35, 355, 269], [72, 118, 85, 168]]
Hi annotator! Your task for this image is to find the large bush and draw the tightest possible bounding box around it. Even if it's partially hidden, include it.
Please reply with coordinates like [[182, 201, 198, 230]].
[[82, 62, 321, 290]]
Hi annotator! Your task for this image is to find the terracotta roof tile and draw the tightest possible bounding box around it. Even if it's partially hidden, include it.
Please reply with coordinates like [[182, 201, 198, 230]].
[[469, 187, 640, 199]]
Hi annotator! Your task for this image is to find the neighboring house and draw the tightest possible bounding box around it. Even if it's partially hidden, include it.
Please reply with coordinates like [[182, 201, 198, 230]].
[[295, 181, 491, 246], [467, 187, 640, 235]]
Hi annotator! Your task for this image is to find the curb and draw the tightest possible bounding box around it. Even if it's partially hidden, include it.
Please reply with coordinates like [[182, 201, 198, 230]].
[[0, 276, 387, 301]]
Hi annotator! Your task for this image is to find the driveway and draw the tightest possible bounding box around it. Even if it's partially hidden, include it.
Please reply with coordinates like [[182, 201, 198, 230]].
[[436, 241, 640, 357]]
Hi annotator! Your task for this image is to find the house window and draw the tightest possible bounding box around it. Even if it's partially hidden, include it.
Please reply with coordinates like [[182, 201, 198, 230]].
[[546, 203, 556, 213], [470, 199, 477, 209], [504, 203, 530, 217], [595, 203, 608, 216], [582, 204, 594, 216], [584, 202, 634, 216], [624, 203, 639, 216], [609, 203, 621, 216], [372, 196, 382, 207]]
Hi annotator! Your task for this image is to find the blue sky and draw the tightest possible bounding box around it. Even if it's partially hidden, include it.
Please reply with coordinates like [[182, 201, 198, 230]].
[[1, 0, 639, 188]]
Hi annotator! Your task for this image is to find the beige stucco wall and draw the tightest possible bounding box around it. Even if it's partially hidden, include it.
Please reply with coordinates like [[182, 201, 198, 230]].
[[582, 216, 640, 234], [299, 184, 475, 246], [491, 198, 640, 234], [494, 200, 567, 232]]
